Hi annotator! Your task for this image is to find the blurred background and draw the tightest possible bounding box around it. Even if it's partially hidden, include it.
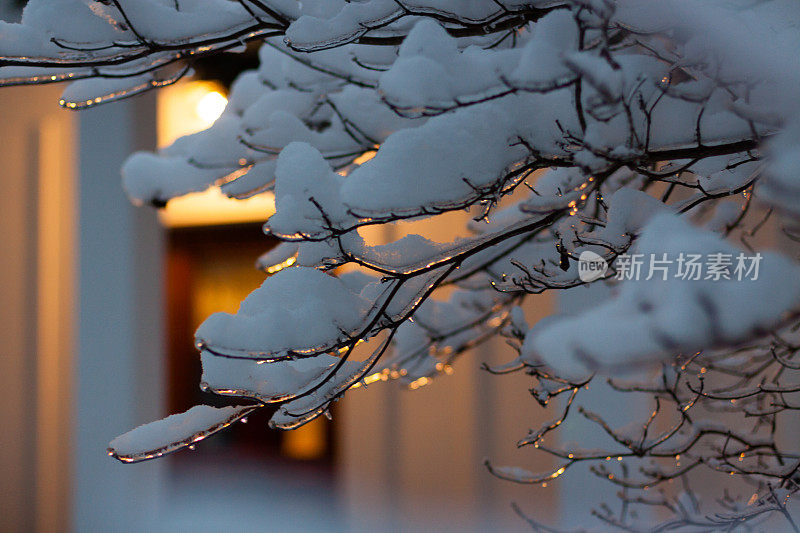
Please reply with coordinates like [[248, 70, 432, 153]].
[[0, 2, 566, 531]]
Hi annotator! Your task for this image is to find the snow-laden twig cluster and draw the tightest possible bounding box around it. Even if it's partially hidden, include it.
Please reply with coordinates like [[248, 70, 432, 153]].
[[7, 0, 800, 529]]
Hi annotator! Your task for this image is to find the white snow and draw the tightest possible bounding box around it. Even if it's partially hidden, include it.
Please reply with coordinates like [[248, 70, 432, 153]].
[[109, 405, 257, 462]]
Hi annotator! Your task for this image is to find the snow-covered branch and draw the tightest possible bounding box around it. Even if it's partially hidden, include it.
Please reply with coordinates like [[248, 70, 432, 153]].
[[8, 0, 800, 529]]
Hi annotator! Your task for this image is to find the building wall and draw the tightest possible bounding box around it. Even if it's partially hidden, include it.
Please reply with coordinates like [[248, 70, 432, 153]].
[[74, 93, 165, 533], [0, 85, 76, 532], [0, 87, 166, 533]]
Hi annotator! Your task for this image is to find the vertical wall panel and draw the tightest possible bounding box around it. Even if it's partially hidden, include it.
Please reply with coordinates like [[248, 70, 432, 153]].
[[0, 85, 74, 533], [35, 114, 76, 533], [74, 93, 165, 533]]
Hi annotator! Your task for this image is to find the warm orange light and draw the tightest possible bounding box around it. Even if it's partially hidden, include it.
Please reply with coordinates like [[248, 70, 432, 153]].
[[281, 417, 327, 460], [156, 81, 275, 227], [409, 376, 430, 390], [157, 80, 229, 148], [158, 187, 274, 228], [353, 150, 377, 165], [196, 90, 227, 124], [354, 372, 387, 388], [264, 255, 297, 275]]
